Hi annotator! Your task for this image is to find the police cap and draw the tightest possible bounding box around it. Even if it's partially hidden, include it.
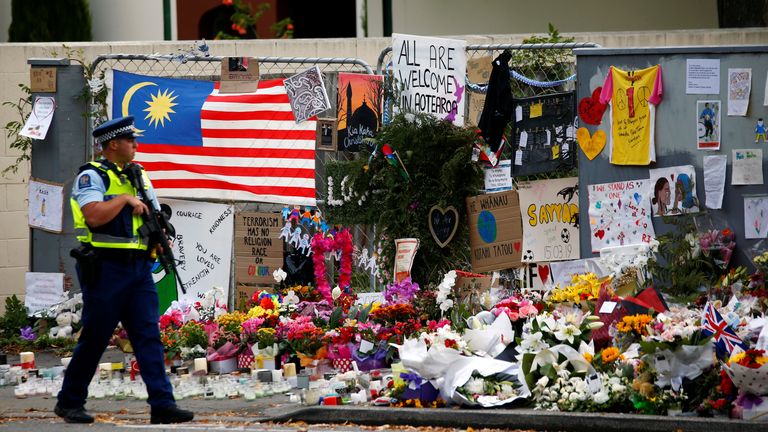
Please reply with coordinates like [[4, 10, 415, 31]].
[[93, 116, 137, 145]]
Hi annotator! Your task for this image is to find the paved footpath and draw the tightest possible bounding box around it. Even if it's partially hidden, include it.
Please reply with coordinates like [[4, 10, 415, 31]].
[[1, 349, 766, 431]]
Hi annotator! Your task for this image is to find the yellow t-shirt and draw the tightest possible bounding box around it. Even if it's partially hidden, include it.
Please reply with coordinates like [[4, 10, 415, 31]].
[[599, 65, 663, 165]]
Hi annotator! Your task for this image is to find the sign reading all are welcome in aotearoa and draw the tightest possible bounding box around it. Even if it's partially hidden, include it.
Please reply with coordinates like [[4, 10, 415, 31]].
[[466, 190, 523, 272], [392, 33, 466, 126], [234, 211, 283, 285]]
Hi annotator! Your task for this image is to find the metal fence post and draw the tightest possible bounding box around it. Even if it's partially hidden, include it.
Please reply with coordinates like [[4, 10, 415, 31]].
[[28, 58, 88, 292]]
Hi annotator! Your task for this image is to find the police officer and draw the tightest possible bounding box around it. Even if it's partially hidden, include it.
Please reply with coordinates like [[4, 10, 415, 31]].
[[55, 116, 193, 424]]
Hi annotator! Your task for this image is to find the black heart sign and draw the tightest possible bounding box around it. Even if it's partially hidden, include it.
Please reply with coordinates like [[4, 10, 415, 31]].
[[428, 205, 459, 248]]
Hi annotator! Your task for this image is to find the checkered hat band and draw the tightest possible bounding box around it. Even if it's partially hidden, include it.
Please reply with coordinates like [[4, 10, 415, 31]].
[[95, 125, 134, 144]]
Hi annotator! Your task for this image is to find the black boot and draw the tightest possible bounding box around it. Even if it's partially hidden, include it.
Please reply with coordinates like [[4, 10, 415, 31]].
[[150, 405, 194, 424], [54, 403, 95, 424]]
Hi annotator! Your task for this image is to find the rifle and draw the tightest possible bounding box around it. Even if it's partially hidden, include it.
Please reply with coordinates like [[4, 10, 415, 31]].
[[124, 163, 187, 294]]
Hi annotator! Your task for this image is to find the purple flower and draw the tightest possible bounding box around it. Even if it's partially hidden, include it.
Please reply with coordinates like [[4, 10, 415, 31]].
[[20, 326, 36, 341], [408, 202, 420, 211], [384, 277, 420, 304]]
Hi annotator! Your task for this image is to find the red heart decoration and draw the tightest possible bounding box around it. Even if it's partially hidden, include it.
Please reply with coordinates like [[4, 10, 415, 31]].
[[513, 241, 521, 252], [578, 87, 608, 126], [595, 229, 606, 239], [538, 264, 550, 285]]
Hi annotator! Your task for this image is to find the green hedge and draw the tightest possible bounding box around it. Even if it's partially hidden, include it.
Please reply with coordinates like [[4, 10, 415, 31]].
[[9, 0, 92, 42]]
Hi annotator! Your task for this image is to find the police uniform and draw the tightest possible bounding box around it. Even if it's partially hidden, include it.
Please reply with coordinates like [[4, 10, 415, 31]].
[[56, 116, 192, 424]]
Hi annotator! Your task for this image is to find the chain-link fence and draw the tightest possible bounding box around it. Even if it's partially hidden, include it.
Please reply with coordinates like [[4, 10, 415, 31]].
[[377, 42, 599, 183], [89, 53, 374, 213], [87, 54, 380, 298]]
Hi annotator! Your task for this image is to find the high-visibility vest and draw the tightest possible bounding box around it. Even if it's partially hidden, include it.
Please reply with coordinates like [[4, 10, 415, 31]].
[[71, 161, 150, 250]]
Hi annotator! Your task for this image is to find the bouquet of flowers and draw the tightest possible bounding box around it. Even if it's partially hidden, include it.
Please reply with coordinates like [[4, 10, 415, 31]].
[[384, 277, 420, 305], [724, 348, 768, 395], [194, 286, 228, 322], [516, 307, 603, 392], [455, 371, 526, 407], [698, 227, 736, 271], [531, 370, 631, 412], [206, 326, 241, 362], [546, 273, 606, 308], [281, 315, 327, 360]]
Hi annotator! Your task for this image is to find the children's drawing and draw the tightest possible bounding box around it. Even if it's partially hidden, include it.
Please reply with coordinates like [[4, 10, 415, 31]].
[[744, 196, 768, 239], [588, 179, 656, 253]]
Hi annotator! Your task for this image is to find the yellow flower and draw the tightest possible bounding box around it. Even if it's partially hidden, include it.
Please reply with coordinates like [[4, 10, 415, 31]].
[[601, 347, 620, 363], [583, 352, 593, 363]]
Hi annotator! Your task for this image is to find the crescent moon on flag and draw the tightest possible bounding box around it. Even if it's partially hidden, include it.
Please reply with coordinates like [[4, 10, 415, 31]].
[[121, 81, 157, 134]]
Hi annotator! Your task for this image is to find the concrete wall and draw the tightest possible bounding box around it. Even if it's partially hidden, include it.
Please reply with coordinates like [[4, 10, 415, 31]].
[[1, 28, 768, 312]]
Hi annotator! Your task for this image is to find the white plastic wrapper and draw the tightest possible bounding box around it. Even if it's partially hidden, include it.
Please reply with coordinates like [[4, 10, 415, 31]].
[[441, 356, 530, 407], [463, 311, 515, 357], [652, 340, 715, 390]]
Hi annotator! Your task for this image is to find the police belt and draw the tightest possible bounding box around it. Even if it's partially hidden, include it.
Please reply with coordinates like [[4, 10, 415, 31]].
[[93, 247, 152, 262]]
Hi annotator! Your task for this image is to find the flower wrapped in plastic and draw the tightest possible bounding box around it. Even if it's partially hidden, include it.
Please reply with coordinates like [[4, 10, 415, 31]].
[[724, 347, 768, 396], [447, 359, 529, 407], [698, 227, 736, 270]]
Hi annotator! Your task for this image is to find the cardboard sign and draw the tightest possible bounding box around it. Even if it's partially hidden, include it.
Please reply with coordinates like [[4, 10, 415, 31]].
[[234, 211, 284, 285], [454, 271, 492, 307], [392, 33, 467, 126], [220, 57, 259, 93], [518, 177, 580, 263], [235, 284, 272, 311], [30, 67, 56, 92], [466, 190, 523, 272]]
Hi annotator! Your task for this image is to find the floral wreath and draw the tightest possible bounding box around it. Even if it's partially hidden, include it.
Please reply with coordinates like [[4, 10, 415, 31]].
[[311, 229, 354, 303]]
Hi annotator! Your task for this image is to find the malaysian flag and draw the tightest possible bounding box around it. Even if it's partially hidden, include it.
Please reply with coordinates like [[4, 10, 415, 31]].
[[701, 301, 745, 359], [109, 70, 316, 206]]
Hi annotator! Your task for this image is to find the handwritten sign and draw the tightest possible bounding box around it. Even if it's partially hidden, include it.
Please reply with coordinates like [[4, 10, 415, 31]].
[[30, 67, 56, 92], [25, 272, 65, 316], [20, 96, 56, 140], [28, 178, 64, 233], [234, 211, 284, 285], [220, 57, 259, 93], [392, 33, 466, 126], [160, 198, 234, 302], [466, 190, 522, 272], [732, 149, 763, 185], [588, 179, 655, 252], [517, 178, 579, 263]]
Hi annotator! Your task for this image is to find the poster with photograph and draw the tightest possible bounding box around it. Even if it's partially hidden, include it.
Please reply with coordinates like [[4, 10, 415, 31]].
[[337, 73, 383, 152], [727, 68, 751, 116], [648, 165, 700, 217], [284, 66, 331, 123], [696, 100, 721, 150], [517, 177, 580, 263], [744, 196, 768, 239], [28, 178, 64, 233], [392, 33, 466, 126], [157, 198, 234, 307], [588, 179, 655, 253]]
